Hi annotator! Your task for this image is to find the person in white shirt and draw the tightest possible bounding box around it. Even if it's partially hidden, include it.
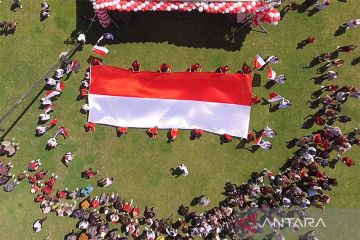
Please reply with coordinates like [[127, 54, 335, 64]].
[[341, 19, 360, 29], [36, 126, 47, 135], [266, 55, 279, 64], [33, 217, 46, 232], [45, 77, 57, 87], [78, 220, 89, 230], [274, 75, 286, 84], [55, 68, 64, 79], [336, 91, 349, 102], [278, 98, 292, 109], [47, 137, 57, 149], [178, 164, 189, 176], [326, 70, 337, 80], [81, 104, 90, 112], [39, 113, 51, 122], [315, 0, 330, 10], [40, 97, 52, 106], [264, 126, 276, 138], [258, 140, 272, 150], [77, 33, 86, 45], [98, 177, 113, 187]]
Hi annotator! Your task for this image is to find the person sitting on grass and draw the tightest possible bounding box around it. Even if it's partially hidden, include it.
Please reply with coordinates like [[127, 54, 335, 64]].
[[169, 128, 179, 142], [46, 137, 58, 149], [147, 126, 158, 139], [190, 129, 204, 139], [98, 177, 113, 187], [217, 65, 230, 74], [82, 168, 98, 179], [178, 164, 189, 176], [159, 63, 171, 73], [0, 21, 17, 32], [190, 63, 202, 72], [84, 122, 96, 132], [117, 127, 128, 136], [63, 152, 75, 167], [131, 60, 141, 72], [40, 1, 50, 20]]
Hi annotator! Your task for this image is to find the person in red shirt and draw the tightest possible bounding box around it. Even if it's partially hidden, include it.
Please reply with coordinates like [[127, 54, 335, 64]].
[[190, 63, 201, 72], [90, 57, 102, 66], [242, 64, 252, 74], [169, 128, 179, 142], [222, 134, 232, 143], [83, 168, 98, 179], [84, 122, 96, 132], [314, 115, 326, 125], [131, 60, 141, 72], [342, 157, 355, 167], [57, 190, 67, 198], [117, 127, 128, 136], [251, 95, 260, 105], [80, 87, 89, 98], [247, 131, 255, 143], [217, 65, 230, 74], [42, 185, 52, 195], [147, 126, 158, 139], [159, 63, 171, 73], [35, 169, 47, 180], [45, 176, 56, 188], [191, 129, 204, 139], [306, 36, 316, 44]]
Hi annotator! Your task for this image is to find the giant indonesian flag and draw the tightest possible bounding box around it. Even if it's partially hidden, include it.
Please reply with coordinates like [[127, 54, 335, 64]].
[[88, 66, 252, 138]]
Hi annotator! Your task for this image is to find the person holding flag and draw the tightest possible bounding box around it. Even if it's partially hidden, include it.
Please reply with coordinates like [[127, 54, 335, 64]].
[[36, 119, 58, 136], [268, 92, 284, 103]]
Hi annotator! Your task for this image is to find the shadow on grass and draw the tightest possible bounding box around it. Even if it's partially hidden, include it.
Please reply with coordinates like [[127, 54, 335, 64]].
[[73, 0, 252, 51]]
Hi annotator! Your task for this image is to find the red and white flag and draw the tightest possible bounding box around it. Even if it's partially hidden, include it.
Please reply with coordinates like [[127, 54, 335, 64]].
[[88, 65, 253, 138], [92, 45, 109, 56], [45, 90, 61, 99], [268, 92, 283, 103], [267, 66, 276, 80], [253, 54, 266, 69], [44, 104, 54, 114], [56, 82, 65, 92], [254, 132, 265, 145]]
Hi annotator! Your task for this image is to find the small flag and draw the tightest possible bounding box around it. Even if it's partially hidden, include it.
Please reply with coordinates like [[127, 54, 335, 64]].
[[267, 66, 276, 80], [56, 82, 65, 92], [44, 104, 54, 114], [253, 54, 266, 69], [45, 90, 61, 99], [92, 45, 109, 56], [268, 92, 283, 103]]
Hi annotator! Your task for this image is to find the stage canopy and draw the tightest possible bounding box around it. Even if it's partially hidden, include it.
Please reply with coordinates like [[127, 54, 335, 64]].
[[88, 65, 252, 138]]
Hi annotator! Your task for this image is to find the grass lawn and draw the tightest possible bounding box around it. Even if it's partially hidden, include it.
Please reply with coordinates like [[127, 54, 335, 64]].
[[0, 0, 359, 239]]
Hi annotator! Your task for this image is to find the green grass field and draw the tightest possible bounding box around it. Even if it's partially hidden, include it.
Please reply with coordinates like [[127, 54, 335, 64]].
[[0, 0, 359, 239]]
